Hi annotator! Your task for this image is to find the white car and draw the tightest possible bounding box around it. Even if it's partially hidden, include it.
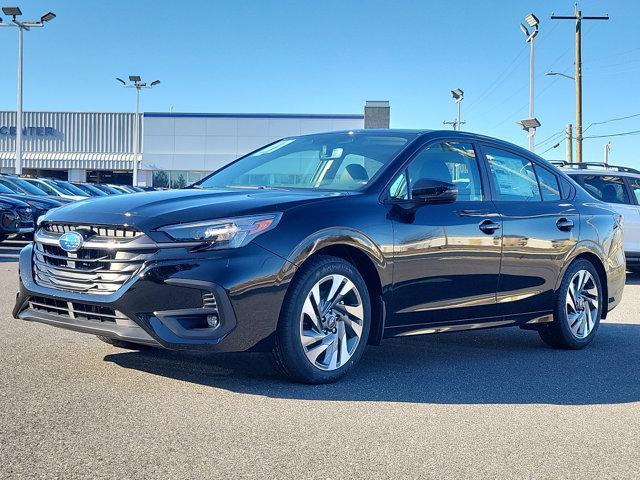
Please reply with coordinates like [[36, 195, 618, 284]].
[[22, 178, 88, 201], [558, 162, 640, 272]]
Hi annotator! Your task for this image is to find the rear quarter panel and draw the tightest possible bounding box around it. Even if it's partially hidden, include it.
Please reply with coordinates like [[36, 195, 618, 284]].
[[564, 201, 625, 313]]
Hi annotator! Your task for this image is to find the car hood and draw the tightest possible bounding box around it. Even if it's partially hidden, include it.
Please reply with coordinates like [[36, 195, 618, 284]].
[[4, 194, 64, 207], [42, 187, 348, 231], [0, 195, 30, 208]]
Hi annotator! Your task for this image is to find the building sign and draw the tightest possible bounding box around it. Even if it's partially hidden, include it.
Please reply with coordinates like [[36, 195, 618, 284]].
[[0, 126, 60, 137]]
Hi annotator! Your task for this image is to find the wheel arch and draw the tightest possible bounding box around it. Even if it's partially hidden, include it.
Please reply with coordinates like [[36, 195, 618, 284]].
[[278, 229, 388, 345], [560, 249, 609, 318]]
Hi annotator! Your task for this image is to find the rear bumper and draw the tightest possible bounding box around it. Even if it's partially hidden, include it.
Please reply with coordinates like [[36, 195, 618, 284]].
[[14, 243, 290, 352]]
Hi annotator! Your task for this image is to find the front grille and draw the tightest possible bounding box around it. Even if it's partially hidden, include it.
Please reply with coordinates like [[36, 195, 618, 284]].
[[42, 222, 142, 238], [28, 296, 127, 323], [32, 224, 156, 295]]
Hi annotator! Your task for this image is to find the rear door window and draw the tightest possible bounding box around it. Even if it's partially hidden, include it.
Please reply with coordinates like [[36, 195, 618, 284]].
[[571, 174, 631, 204], [535, 166, 562, 201], [484, 147, 541, 201]]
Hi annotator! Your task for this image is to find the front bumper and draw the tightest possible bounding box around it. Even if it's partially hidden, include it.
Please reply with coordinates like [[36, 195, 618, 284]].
[[14, 242, 291, 352]]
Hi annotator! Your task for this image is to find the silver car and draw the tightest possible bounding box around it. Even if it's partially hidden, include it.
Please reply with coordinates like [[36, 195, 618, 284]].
[[557, 162, 640, 272]]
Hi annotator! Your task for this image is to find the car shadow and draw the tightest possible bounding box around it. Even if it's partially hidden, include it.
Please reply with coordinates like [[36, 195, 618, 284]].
[[104, 322, 640, 405]]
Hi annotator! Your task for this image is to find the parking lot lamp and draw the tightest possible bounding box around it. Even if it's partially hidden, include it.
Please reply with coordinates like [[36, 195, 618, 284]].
[[0, 6, 56, 175], [519, 13, 540, 151], [116, 76, 161, 186], [443, 88, 464, 131]]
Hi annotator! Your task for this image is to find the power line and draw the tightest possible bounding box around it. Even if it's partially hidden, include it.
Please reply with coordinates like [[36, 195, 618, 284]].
[[584, 130, 640, 139], [535, 128, 565, 148], [584, 112, 640, 134], [465, 22, 560, 115], [464, 44, 529, 114], [540, 137, 566, 155], [489, 76, 561, 129]]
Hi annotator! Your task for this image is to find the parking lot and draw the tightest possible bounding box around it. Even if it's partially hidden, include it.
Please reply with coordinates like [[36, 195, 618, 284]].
[[0, 238, 639, 479]]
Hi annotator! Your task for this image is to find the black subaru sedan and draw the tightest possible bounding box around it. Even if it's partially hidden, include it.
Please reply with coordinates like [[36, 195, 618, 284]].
[[14, 130, 625, 383]]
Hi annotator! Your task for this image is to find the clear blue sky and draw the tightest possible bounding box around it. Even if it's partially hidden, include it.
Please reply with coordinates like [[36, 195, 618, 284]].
[[0, 0, 638, 165]]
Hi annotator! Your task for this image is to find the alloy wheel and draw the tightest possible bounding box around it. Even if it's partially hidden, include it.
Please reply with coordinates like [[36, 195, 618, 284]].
[[299, 274, 364, 371], [565, 269, 599, 339]]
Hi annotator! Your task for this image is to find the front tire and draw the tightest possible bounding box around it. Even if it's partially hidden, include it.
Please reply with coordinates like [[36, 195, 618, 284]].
[[538, 259, 603, 349], [271, 255, 371, 384]]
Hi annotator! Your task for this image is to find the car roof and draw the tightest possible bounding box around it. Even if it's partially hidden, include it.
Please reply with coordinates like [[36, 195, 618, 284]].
[[558, 165, 640, 180], [296, 129, 556, 164]]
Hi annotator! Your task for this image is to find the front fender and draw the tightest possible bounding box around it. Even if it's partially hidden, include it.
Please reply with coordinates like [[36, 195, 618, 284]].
[[276, 227, 388, 282]]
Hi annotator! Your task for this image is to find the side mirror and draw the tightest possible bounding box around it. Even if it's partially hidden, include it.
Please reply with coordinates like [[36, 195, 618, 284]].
[[411, 178, 457, 204]]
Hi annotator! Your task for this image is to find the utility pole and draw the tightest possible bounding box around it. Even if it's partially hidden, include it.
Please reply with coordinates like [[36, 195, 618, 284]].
[[566, 124, 573, 163], [551, 8, 609, 163], [604, 142, 612, 165]]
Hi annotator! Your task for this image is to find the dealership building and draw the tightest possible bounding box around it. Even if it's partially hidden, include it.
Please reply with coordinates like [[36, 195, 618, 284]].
[[0, 101, 389, 187]]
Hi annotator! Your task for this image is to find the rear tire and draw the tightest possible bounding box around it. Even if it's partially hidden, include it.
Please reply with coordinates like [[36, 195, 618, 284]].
[[538, 259, 603, 349], [96, 335, 149, 350], [271, 255, 371, 384]]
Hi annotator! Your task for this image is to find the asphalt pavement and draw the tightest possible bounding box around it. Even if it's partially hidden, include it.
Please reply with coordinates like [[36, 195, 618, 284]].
[[1, 239, 639, 479]]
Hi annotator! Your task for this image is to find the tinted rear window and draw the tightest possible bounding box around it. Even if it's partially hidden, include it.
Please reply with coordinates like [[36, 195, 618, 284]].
[[570, 174, 630, 204]]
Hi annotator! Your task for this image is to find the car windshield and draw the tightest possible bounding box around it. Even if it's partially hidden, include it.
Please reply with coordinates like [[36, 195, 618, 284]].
[[82, 184, 107, 196], [24, 179, 60, 196], [197, 132, 416, 191], [0, 184, 15, 194], [44, 180, 74, 195], [13, 178, 48, 196], [55, 180, 88, 196]]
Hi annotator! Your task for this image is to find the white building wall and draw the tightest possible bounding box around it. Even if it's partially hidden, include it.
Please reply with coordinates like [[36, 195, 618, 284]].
[[141, 113, 365, 176]]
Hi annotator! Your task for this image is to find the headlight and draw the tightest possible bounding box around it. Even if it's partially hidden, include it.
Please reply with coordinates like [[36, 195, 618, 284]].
[[157, 213, 282, 250]]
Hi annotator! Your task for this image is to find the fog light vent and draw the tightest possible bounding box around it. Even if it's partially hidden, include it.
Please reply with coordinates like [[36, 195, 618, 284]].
[[202, 292, 217, 308]]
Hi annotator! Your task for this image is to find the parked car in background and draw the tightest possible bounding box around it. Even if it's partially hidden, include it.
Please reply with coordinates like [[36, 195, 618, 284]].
[[107, 184, 137, 194], [92, 184, 124, 195], [71, 183, 108, 197], [0, 175, 71, 204], [0, 184, 64, 224], [556, 162, 640, 273], [48, 179, 92, 199], [14, 130, 625, 383], [21, 178, 87, 201], [0, 196, 34, 241]]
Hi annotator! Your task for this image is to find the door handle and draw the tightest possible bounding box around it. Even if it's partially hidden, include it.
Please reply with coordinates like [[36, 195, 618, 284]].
[[556, 218, 574, 231], [479, 219, 501, 234]]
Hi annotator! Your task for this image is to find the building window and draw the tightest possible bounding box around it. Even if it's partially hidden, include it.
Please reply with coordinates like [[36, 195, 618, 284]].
[[152, 170, 209, 189]]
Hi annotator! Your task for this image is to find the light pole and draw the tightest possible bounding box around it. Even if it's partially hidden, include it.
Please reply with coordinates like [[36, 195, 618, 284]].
[[518, 13, 540, 151], [116, 76, 160, 186], [444, 88, 464, 131], [0, 7, 56, 175]]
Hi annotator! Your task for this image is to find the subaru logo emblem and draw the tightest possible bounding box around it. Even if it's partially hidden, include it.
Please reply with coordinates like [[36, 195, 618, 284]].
[[59, 231, 84, 252]]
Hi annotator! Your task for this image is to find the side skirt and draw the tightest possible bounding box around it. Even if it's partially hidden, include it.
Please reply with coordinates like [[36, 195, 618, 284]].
[[383, 311, 553, 338]]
